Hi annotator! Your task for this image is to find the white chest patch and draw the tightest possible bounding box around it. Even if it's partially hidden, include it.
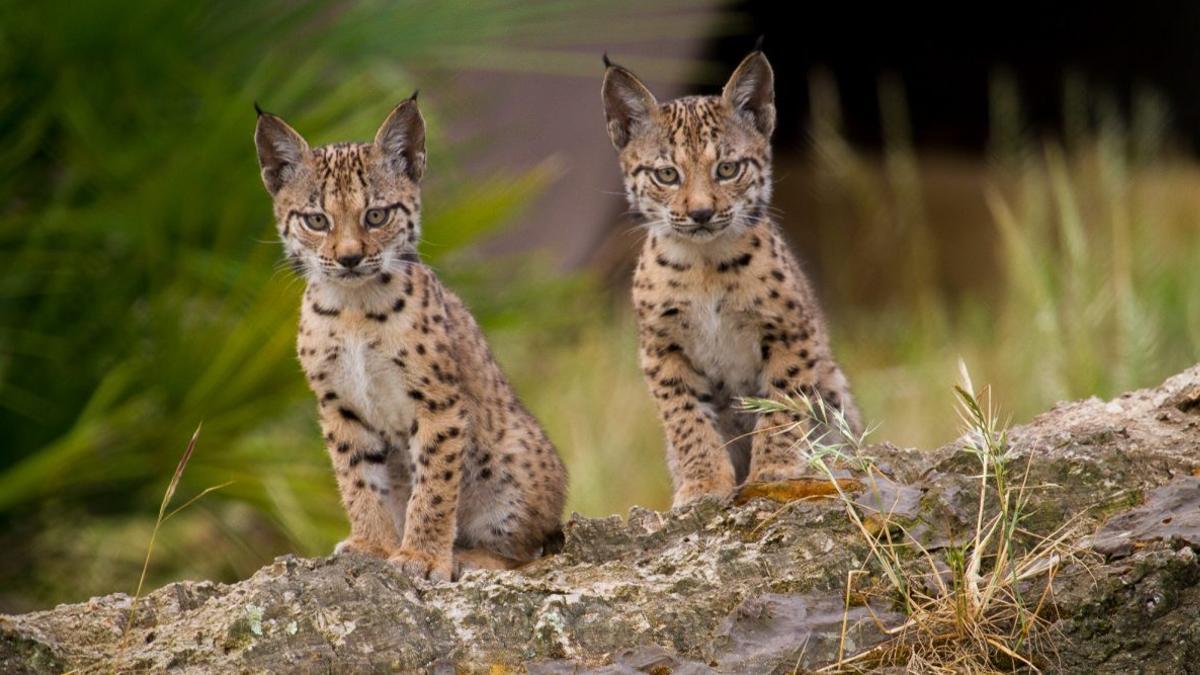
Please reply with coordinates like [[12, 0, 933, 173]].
[[686, 293, 762, 397], [331, 330, 415, 439]]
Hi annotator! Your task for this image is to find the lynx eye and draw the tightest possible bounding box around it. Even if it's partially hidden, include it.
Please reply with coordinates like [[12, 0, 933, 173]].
[[653, 166, 680, 185], [364, 207, 389, 228], [716, 161, 741, 180], [303, 213, 330, 231]]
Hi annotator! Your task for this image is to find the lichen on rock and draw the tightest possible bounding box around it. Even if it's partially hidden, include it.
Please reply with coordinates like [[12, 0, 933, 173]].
[[3, 367, 1200, 673]]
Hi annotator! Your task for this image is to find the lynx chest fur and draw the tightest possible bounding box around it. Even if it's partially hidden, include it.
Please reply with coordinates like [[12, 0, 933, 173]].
[[635, 241, 765, 403], [299, 285, 422, 447]]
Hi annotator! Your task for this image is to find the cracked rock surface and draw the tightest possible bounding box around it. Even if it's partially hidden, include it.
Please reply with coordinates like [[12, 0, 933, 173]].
[[3, 367, 1200, 673]]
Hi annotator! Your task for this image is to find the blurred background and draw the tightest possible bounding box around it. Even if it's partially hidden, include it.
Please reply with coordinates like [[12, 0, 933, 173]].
[[2, 0, 1198, 612]]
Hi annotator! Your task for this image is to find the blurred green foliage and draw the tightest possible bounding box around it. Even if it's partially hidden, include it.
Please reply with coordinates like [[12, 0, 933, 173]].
[[0, 0, 713, 611]]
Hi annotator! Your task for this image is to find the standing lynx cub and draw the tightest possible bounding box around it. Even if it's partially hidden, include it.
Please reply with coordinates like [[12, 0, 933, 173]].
[[602, 49, 862, 507], [254, 96, 566, 581]]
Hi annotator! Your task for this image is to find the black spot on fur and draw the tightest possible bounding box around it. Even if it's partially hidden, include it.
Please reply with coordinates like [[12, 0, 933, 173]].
[[716, 253, 753, 273]]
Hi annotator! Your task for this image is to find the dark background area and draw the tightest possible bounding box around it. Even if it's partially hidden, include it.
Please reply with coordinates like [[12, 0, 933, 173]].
[[711, 2, 1200, 153]]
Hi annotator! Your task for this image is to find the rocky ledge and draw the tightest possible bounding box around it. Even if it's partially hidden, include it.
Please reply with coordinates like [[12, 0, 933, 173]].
[[3, 367, 1200, 673]]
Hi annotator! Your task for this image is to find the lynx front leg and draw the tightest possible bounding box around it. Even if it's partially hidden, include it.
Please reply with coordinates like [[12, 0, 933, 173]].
[[319, 408, 404, 558], [640, 332, 736, 507], [389, 328, 467, 582], [747, 331, 822, 483], [391, 392, 465, 581]]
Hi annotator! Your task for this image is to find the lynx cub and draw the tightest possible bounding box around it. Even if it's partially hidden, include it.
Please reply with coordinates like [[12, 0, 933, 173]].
[[602, 49, 862, 507], [254, 96, 566, 581]]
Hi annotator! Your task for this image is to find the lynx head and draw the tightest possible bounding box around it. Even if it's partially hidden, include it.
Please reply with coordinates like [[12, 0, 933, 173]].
[[603, 49, 775, 242], [254, 95, 426, 285]]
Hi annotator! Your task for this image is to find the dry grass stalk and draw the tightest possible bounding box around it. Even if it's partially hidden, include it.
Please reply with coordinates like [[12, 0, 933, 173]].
[[110, 424, 232, 671], [741, 363, 1091, 673]]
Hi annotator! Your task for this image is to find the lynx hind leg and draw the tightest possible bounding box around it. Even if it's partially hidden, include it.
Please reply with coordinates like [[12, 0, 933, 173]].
[[452, 547, 522, 579]]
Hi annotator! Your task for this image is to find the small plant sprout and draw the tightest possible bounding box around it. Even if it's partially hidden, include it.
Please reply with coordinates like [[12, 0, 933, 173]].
[[739, 363, 1090, 673]]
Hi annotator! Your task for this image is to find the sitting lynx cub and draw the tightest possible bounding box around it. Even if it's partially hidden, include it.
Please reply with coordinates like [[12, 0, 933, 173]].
[[254, 95, 566, 581], [602, 48, 862, 507]]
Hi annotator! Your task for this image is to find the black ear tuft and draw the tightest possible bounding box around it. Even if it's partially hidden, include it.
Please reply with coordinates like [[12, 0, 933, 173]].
[[753, 35, 765, 52], [602, 52, 613, 68], [254, 101, 266, 116], [409, 89, 419, 102]]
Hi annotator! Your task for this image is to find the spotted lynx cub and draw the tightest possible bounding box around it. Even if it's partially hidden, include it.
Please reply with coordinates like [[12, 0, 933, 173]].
[[254, 96, 566, 581], [602, 49, 862, 507]]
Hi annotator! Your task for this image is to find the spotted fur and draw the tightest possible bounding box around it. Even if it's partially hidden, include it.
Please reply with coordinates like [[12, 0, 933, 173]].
[[255, 97, 566, 581], [603, 50, 862, 507]]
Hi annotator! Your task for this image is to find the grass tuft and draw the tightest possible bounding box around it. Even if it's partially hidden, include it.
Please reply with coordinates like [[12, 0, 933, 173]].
[[741, 365, 1090, 673]]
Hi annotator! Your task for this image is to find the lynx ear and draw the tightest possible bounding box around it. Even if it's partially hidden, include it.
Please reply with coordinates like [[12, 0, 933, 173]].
[[374, 94, 426, 182], [254, 107, 310, 195], [602, 59, 658, 150], [722, 50, 775, 137]]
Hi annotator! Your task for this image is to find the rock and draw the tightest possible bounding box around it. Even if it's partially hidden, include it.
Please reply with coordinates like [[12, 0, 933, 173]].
[[3, 366, 1200, 673], [1087, 477, 1200, 557]]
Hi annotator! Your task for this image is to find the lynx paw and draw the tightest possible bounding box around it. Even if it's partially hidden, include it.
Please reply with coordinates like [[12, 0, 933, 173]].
[[388, 547, 453, 583], [333, 536, 389, 558], [672, 478, 736, 509]]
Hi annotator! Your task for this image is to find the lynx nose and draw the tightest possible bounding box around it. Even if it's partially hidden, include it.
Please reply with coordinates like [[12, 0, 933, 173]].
[[337, 253, 363, 269], [688, 208, 714, 224]]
